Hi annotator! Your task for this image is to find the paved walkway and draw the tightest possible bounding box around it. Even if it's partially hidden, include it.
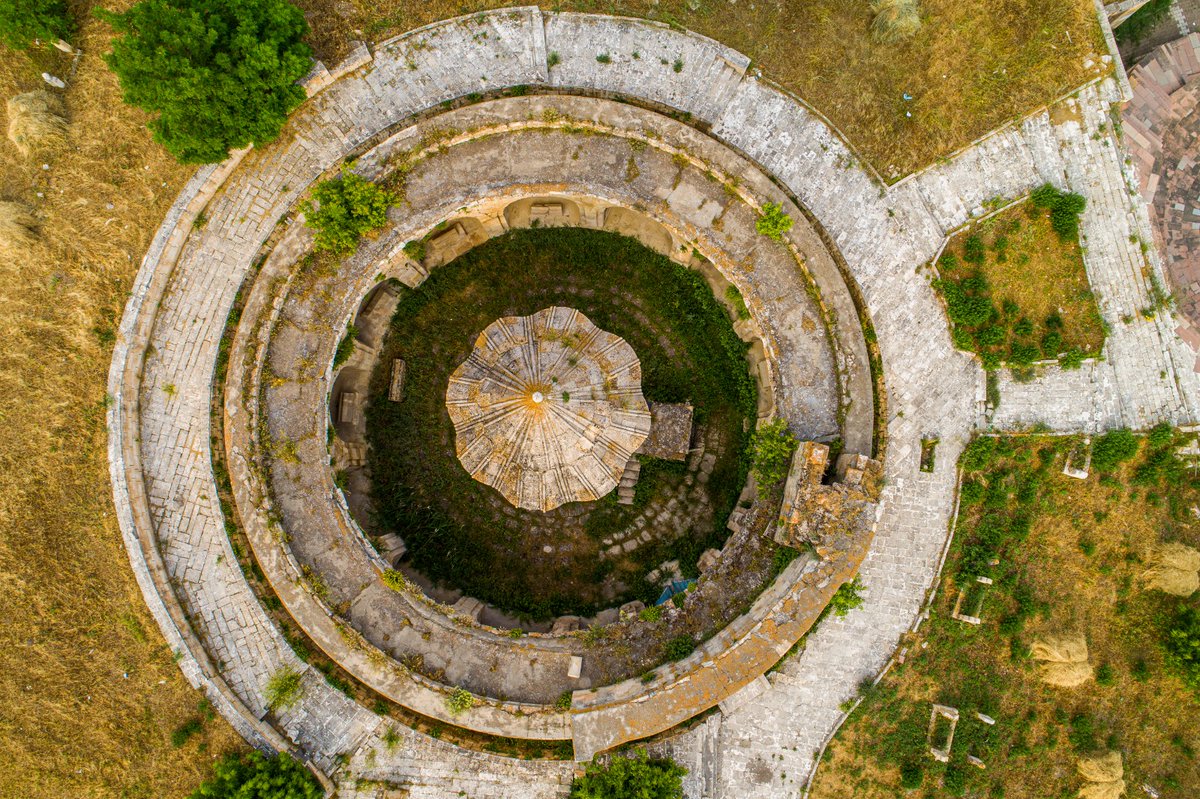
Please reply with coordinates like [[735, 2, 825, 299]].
[[107, 9, 1200, 798]]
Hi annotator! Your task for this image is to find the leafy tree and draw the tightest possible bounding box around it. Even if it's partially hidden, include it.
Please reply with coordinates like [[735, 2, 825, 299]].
[[302, 169, 395, 253], [570, 751, 687, 799], [0, 0, 71, 49], [1164, 604, 1200, 690], [101, 0, 312, 164], [190, 751, 321, 799], [750, 418, 799, 488]]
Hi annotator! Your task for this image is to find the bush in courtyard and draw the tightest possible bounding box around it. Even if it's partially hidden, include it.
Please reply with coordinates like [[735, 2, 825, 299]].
[[570, 750, 686, 799], [101, 0, 312, 164], [303, 170, 395, 254], [1116, 0, 1172, 45], [1090, 428, 1138, 472], [869, 0, 921, 44], [750, 418, 799, 488], [189, 751, 321, 799], [755, 202, 794, 241], [0, 0, 71, 49], [899, 760, 924, 789], [829, 576, 866, 617], [1164, 604, 1200, 691], [1030, 183, 1087, 241]]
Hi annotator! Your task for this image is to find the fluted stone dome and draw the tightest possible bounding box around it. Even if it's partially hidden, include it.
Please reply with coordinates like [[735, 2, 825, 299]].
[[446, 306, 652, 511]]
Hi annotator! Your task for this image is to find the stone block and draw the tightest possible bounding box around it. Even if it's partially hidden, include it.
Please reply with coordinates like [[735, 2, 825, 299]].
[[550, 615, 582, 635], [567, 656, 583, 680], [388, 359, 406, 402]]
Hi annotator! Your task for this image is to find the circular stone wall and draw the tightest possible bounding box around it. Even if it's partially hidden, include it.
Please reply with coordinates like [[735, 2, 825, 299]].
[[110, 11, 898, 779]]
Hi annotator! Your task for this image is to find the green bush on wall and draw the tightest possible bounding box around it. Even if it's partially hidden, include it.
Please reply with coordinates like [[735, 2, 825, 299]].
[[750, 418, 799, 488], [303, 169, 395, 254], [101, 0, 312, 164]]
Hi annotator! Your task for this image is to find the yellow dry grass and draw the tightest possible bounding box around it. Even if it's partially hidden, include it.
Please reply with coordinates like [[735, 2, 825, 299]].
[[0, 6, 244, 798], [810, 440, 1200, 799]]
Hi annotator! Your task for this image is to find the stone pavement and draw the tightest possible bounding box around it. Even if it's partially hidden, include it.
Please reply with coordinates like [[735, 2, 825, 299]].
[[108, 8, 1200, 798]]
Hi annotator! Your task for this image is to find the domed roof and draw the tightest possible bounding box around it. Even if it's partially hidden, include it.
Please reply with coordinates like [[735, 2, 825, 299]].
[[446, 306, 652, 511]]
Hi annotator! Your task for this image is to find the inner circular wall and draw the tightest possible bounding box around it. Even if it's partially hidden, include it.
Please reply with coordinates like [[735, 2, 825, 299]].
[[220, 91, 881, 756]]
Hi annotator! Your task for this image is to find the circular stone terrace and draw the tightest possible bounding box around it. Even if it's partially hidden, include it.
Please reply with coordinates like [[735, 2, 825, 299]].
[[108, 7, 1200, 798]]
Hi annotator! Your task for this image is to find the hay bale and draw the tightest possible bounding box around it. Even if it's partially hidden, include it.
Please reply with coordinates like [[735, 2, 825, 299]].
[[1040, 660, 1094, 687], [870, 0, 921, 43], [1032, 633, 1091, 686], [1078, 752, 1125, 799], [1078, 751, 1123, 783], [0, 201, 37, 257], [6, 90, 68, 158], [1141, 542, 1200, 597], [1078, 781, 1125, 799], [1031, 633, 1089, 664]]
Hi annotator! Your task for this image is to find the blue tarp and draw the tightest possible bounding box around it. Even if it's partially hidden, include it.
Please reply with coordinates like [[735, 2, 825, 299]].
[[656, 578, 696, 606]]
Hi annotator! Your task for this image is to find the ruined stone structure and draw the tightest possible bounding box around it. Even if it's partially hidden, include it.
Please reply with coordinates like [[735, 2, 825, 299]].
[[106, 7, 1200, 798]]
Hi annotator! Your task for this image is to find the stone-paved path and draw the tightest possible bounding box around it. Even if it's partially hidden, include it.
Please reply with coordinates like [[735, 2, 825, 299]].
[[108, 9, 1200, 799]]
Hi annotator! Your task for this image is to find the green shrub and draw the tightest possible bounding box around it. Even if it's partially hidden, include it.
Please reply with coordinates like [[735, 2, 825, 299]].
[[1164, 604, 1200, 691], [189, 751, 321, 799], [264, 665, 304, 711], [1091, 429, 1138, 472], [664, 635, 696, 661], [1008, 341, 1039, 366], [936, 279, 995, 328], [303, 170, 395, 254], [638, 604, 663, 622], [445, 687, 475, 715], [569, 751, 686, 799], [101, 0, 312, 164], [381, 569, 408, 592], [1147, 422, 1175, 449], [755, 202, 794, 241], [1041, 330, 1062, 357], [0, 0, 70, 49], [724, 284, 751, 319], [829, 576, 866, 617], [333, 323, 359, 368], [1059, 348, 1086, 370], [1029, 184, 1087, 241], [962, 234, 986, 265], [555, 690, 573, 710], [403, 239, 427, 261], [977, 326, 1005, 346], [960, 437, 997, 472], [750, 418, 799, 488], [171, 717, 203, 747], [899, 760, 924, 789]]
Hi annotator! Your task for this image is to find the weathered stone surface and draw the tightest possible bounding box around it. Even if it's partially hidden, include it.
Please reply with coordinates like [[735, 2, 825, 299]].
[[638, 402, 694, 461], [447, 307, 651, 511]]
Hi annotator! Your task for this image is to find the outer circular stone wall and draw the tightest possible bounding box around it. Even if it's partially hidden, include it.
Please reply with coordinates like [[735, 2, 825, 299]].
[[108, 8, 913, 779]]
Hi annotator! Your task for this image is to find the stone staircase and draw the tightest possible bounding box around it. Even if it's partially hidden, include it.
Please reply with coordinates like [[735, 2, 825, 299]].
[[616, 456, 640, 505]]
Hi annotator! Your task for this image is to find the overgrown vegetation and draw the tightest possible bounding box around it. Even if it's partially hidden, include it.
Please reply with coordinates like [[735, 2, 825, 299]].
[[0, 0, 70, 50], [302, 169, 394, 254], [367, 228, 755, 618], [811, 431, 1200, 799], [188, 751, 322, 799], [264, 665, 304, 711], [100, 0, 312, 163], [755, 201, 794, 241], [830, 576, 866, 617], [569, 750, 686, 799], [933, 198, 1104, 369], [1030, 183, 1087, 242], [750, 418, 799, 488], [1115, 0, 1172, 45]]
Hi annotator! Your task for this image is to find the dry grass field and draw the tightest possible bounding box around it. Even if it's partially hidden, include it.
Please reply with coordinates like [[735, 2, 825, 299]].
[[0, 1, 1115, 796], [810, 434, 1200, 799]]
